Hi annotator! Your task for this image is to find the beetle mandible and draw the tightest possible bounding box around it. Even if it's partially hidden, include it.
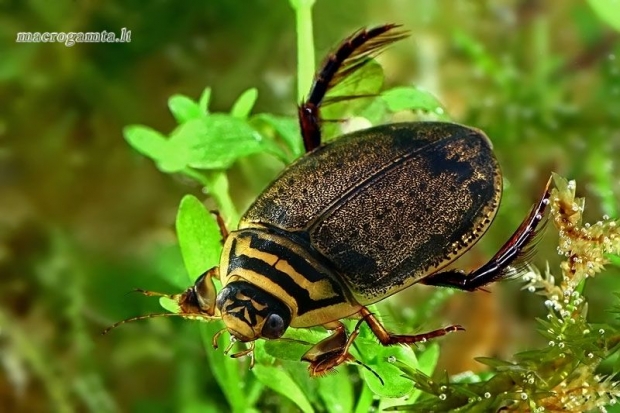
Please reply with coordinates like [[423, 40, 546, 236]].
[[106, 24, 551, 376]]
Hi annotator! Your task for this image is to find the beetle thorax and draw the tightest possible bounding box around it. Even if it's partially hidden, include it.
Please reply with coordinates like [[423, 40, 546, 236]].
[[218, 225, 362, 330]]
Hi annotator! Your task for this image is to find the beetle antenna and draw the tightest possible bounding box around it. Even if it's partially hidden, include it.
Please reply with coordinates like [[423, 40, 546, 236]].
[[101, 312, 217, 335], [353, 359, 385, 386]]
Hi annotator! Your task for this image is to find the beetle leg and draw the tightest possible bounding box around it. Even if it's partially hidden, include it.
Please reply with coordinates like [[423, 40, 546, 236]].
[[301, 320, 359, 376], [421, 177, 552, 291], [360, 307, 464, 345], [209, 210, 229, 241], [298, 24, 409, 152]]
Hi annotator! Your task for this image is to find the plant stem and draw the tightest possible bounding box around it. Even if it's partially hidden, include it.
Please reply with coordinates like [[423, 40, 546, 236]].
[[290, 0, 316, 102], [182, 168, 240, 227]]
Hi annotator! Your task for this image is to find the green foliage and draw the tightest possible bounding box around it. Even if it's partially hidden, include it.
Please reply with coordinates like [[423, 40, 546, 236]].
[[3, 0, 619, 412], [588, 0, 620, 32], [118, 3, 620, 411]]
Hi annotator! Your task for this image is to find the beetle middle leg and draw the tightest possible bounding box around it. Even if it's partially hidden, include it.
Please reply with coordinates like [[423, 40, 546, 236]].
[[359, 307, 464, 346]]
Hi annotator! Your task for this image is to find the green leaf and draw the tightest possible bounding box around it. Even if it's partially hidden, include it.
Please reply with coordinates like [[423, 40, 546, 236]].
[[354, 381, 374, 413], [231, 88, 259, 119], [318, 370, 354, 413], [263, 328, 328, 361], [252, 114, 305, 159], [252, 365, 314, 413], [321, 59, 385, 141], [198, 87, 212, 114], [176, 196, 248, 412], [381, 87, 447, 118], [175, 195, 222, 277], [356, 338, 417, 398], [123, 125, 168, 162], [168, 94, 202, 123], [588, 0, 620, 31], [168, 115, 287, 170], [158, 297, 180, 313], [608, 254, 620, 267]]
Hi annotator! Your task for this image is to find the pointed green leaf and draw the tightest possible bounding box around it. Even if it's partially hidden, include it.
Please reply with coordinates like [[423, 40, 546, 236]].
[[382, 86, 447, 118], [199, 87, 212, 114], [123, 125, 168, 161], [168, 94, 202, 123], [231, 88, 258, 119]]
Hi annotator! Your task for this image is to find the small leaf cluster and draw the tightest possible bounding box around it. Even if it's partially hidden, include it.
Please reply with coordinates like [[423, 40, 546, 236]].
[[387, 175, 620, 413]]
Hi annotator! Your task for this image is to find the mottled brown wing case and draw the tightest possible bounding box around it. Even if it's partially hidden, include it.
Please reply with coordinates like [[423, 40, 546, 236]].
[[242, 122, 502, 303]]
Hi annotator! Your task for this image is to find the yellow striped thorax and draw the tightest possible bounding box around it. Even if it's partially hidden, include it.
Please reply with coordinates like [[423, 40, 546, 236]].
[[216, 224, 362, 342]]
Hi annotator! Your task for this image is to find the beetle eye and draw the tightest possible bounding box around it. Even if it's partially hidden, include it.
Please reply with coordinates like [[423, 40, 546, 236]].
[[261, 313, 287, 339]]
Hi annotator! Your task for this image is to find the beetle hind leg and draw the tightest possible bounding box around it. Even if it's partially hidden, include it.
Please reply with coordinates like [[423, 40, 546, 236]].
[[421, 177, 552, 292]]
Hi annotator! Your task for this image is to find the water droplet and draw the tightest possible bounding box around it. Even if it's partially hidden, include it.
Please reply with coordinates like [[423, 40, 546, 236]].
[[583, 329, 590, 335], [439, 393, 447, 400], [435, 107, 445, 115], [484, 392, 491, 399], [387, 356, 396, 363], [520, 392, 528, 400], [603, 214, 610, 220], [588, 353, 594, 359], [549, 341, 555, 347], [528, 286, 536, 293], [558, 342, 565, 349], [599, 329, 605, 335]]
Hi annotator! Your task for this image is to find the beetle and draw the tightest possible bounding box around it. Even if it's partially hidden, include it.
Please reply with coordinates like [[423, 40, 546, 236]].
[[106, 24, 551, 376]]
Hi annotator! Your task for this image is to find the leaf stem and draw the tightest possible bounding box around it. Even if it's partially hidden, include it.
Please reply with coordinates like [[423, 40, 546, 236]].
[[290, 0, 316, 103], [181, 168, 240, 227]]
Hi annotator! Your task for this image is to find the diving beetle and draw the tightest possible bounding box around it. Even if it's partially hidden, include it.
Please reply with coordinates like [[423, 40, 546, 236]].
[[106, 24, 551, 376]]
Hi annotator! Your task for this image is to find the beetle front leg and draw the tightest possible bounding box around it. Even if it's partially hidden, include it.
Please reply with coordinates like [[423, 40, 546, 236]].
[[301, 321, 360, 376], [209, 210, 230, 241]]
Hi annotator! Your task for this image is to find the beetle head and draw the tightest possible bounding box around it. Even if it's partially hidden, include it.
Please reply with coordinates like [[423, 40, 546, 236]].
[[216, 281, 292, 342]]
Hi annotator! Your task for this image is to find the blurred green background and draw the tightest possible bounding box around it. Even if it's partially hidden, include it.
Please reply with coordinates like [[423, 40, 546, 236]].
[[1, 0, 619, 412]]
